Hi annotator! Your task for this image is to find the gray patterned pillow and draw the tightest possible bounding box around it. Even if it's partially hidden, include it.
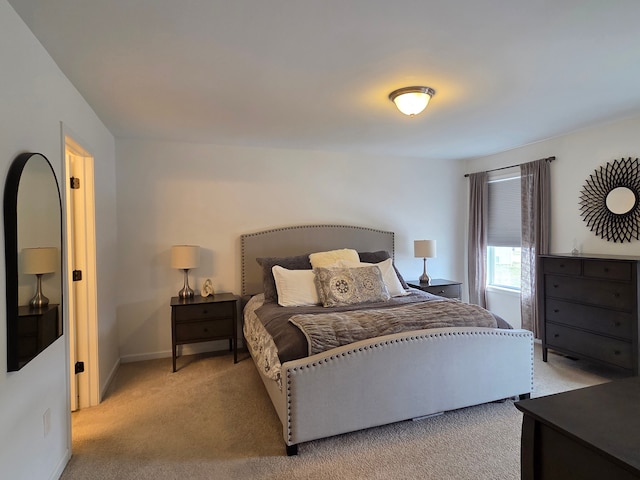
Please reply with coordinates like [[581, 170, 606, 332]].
[[314, 266, 391, 307]]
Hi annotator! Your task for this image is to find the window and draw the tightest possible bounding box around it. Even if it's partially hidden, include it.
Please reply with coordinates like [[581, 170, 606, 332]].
[[487, 174, 521, 290]]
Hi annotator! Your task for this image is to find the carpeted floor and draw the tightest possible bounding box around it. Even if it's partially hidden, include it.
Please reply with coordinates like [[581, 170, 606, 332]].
[[60, 344, 627, 480]]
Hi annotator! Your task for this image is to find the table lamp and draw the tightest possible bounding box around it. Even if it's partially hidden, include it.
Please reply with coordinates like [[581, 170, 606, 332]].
[[414, 240, 436, 285], [171, 245, 200, 299], [22, 247, 58, 308]]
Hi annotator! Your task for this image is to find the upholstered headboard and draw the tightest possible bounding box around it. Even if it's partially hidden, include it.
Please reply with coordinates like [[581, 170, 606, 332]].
[[240, 225, 395, 296]]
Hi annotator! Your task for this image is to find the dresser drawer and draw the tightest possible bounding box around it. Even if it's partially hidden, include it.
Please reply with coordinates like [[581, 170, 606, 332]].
[[546, 323, 632, 369], [542, 257, 581, 275], [544, 275, 634, 310], [583, 260, 632, 281], [174, 302, 234, 322], [545, 299, 633, 340], [175, 319, 232, 342]]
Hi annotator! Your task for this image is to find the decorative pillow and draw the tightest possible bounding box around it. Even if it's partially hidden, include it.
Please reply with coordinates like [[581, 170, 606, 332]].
[[337, 258, 409, 297], [314, 265, 391, 307], [309, 248, 359, 269], [358, 250, 410, 289], [272, 266, 320, 307], [256, 254, 312, 303]]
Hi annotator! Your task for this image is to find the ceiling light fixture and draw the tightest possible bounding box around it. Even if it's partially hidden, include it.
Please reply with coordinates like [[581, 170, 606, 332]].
[[389, 86, 436, 116]]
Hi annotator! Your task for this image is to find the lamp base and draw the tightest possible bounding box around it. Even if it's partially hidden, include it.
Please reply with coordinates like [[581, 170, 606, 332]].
[[419, 258, 431, 285], [178, 269, 195, 299], [29, 274, 50, 308]]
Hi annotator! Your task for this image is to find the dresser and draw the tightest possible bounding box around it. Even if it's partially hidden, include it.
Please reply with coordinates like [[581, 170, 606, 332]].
[[406, 279, 462, 299], [539, 254, 640, 375]]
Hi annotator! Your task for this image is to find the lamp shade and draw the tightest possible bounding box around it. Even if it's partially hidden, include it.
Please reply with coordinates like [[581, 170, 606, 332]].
[[171, 245, 200, 269], [414, 240, 436, 258], [22, 247, 58, 274], [389, 86, 436, 116]]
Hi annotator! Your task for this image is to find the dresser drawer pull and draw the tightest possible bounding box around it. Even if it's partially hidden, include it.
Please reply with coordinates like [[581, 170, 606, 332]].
[[615, 322, 621, 327], [553, 309, 560, 313], [438, 290, 445, 294], [202, 310, 208, 314], [614, 350, 621, 356], [554, 333, 560, 338], [553, 284, 559, 288], [604, 268, 610, 272], [613, 293, 620, 298]]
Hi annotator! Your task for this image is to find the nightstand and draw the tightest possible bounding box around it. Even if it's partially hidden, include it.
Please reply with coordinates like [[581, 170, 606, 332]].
[[406, 279, 462, 300], [171, 293, 240, 372]]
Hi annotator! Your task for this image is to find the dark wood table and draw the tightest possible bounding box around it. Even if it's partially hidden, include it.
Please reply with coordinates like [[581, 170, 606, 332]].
[[515, 377, 640, 479]]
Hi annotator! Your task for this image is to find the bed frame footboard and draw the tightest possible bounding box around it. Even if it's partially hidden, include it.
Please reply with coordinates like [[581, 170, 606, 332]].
[[272, 326, 533, 453]]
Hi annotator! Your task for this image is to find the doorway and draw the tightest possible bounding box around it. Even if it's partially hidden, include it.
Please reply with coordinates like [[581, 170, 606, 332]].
[[63, 130, 100, 410]]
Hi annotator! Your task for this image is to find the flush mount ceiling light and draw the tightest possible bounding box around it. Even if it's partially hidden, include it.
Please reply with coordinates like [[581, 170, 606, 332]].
[[389, 86, 436, 116]]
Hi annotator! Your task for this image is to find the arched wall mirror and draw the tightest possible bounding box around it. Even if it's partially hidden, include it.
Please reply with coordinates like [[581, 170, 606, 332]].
[[579, 157, 640, 243], [5, 152, 62, 371]]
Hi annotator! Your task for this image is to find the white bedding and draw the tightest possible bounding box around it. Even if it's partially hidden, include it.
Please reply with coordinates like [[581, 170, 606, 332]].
[[243, 294, 282, 386]]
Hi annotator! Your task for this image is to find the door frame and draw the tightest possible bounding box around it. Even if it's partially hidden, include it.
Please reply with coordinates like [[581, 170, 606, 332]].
[[61, 123, 100, 411]]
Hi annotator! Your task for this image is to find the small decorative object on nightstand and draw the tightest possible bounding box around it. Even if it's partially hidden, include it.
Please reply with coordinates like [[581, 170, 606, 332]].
[[407, 278, 462, 300], [170, 293, 239, 372], [414, 240, 436, 285]]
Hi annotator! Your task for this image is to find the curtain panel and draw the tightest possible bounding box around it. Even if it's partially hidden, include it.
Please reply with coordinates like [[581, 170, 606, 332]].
[[467, 172, 488, 308], [520, 159, 551, 336]]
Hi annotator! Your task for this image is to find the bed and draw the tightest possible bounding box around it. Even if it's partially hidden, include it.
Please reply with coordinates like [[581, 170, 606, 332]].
[[241, 225, 534, 455]]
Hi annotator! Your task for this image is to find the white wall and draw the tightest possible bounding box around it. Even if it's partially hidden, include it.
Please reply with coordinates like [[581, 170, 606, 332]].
[[115, 139, 467, 361], [0, 2, 118, 479], [464, 113, 640, 325]]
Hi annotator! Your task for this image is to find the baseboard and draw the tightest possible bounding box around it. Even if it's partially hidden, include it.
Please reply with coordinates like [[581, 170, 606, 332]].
[[120, 340, 231, 364], [100, 357, 121, 401], [120, 350, 171, 363], [49, 448, 71, 480]]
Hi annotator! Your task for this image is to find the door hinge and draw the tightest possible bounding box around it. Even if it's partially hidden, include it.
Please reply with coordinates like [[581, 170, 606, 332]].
[[70, 177, 80, 189], [73, 270, 82, 281], [75, 361, 85, 374]]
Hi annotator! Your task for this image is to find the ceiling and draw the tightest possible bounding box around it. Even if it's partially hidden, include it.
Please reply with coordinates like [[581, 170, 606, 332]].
[[9, 0, 640, 160]]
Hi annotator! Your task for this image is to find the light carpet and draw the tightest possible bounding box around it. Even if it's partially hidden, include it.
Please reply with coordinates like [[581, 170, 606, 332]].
[[61, 344, 627, 480]]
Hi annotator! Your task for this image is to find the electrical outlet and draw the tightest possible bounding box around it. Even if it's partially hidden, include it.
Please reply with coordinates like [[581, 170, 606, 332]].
[[43, 408, 51, 437]]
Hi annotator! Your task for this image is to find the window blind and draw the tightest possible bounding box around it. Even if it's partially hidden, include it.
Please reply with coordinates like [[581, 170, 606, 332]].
[[488, 176, 521, 247]]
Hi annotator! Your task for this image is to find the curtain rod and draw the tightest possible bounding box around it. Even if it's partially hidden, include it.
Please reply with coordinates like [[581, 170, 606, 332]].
[[464, 156, 555, 178]]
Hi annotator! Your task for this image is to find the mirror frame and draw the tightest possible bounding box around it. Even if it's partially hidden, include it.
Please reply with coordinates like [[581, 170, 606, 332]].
[[4, 152, 63, 371], [579, 157, 640, 243]]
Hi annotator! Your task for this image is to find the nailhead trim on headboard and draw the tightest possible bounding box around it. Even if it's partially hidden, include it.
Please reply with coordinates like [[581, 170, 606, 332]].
[[240, 224, 395, 296]]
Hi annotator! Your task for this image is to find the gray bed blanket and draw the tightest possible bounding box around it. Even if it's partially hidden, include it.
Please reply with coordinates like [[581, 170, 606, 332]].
[[255, 290, 510, 363], [289, 299, 497, 356]]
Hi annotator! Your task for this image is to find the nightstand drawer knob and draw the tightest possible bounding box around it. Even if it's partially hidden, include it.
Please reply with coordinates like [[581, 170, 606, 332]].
[[554, 333, 560, 338], [553, 309, 559, 313]]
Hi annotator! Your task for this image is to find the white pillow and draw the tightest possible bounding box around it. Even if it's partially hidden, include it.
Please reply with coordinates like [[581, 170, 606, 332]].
[[309, 248, 359, 268], [337, 258, 409, 297], [272, 265, 320, 307]]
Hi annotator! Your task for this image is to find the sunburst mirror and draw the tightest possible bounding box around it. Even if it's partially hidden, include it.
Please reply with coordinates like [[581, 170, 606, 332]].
[[579, 157, 640, 243]]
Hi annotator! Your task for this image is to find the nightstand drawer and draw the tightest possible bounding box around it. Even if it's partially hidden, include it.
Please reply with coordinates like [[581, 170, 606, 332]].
[[426, 284, 460, 299], [175, 319, 232, 342], [174, 302, 234, 322]]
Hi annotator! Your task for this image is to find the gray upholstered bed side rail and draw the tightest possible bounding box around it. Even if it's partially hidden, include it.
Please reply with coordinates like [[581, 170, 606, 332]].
[[240, 225, 395, 296]]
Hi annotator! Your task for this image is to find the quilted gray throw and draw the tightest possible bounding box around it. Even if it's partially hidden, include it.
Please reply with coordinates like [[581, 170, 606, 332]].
[[289, 300, 498, 356]]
